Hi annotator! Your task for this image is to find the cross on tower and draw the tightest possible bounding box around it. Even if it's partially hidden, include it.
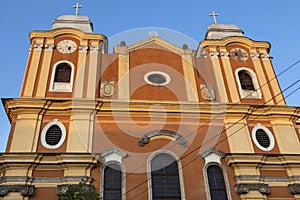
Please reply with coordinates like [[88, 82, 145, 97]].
[[73, 3, 83, 15], [209, 11, 219, 24]]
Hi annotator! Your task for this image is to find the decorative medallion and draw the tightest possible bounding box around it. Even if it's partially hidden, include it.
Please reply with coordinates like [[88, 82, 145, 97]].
[[57, 40, 77, 54], [230, 48, 249, 62], [200, 84, 216, 101], [100, 81, 115, 97]]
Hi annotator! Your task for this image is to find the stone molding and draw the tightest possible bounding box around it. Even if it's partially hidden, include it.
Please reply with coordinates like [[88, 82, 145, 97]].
[[33, 43, 44, 52], [100, 146, 128, 159], [288, 183, 300, 194], [79, 45, 88, 53], [235, 175, 300, 182], [0, 185, 34, 197], [235, 183, 270, 195], [137, 130, 188, 148], [0, 176, 93, 184]]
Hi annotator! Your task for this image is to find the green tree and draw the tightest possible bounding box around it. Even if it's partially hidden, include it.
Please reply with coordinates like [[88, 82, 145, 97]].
[[58, 182, 101, 200]]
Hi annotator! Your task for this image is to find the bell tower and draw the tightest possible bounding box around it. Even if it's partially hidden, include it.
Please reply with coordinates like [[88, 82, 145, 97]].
[[198, 23, 285, 105], [20, 14, 107, 99], [5, 14, 107, 153]]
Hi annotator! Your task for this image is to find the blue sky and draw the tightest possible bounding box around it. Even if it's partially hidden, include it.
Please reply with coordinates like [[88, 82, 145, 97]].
[[0, 1, 299, 151]]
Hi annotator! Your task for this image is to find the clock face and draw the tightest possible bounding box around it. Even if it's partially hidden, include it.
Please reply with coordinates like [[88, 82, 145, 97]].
[[57, 40, 77, 54]]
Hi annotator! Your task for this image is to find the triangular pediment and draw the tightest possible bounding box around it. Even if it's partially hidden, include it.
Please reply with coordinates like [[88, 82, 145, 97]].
[[127, 36, 188, 55]]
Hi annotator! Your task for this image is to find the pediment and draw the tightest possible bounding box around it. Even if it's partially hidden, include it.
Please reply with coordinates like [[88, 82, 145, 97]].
[[127, 36, 189, 55]]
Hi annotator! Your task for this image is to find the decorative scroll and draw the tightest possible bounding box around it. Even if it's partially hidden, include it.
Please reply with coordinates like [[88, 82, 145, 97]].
[[288, 184, 300, 194], [200, 84, 216, 101], [0, 185, 34, 197], [235, 183, 270, 195]]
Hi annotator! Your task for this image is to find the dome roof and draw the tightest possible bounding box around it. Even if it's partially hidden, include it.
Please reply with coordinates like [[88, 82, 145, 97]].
[[205, 24, 244, 39], [51, 15, 94, 33]]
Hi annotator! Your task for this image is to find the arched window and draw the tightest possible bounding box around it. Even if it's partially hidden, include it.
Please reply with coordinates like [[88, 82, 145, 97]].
[[207, 165, 228, 200], [238, 70, 254, 90], [50, 61, 74, 92], [54, 63, 71, 83], [151, 153, 181, 199], [103, 164, 122, 200], [235, 68, 262, 99]]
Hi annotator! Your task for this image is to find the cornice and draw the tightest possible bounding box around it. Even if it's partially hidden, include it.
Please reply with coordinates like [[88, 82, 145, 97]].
[[2, 98, 299, 121], [29, 28, 107, 42], [0, 153, 98, 169], [224, 153, 300, 166], [200, 36, 271, 50]]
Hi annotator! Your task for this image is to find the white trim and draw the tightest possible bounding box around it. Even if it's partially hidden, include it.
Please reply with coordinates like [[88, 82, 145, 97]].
[[41, 119, 66, 149], [147, 150, 186, 200], [251, 125, 275, 151], [49, 60, 75, 92], [100, 161, 126, 200], [144, 71, 171, 86], [235, 67, 262, 99], [203, 162, 232, 200]]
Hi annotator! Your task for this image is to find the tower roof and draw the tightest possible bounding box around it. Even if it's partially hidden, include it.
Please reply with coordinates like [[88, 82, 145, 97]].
[[205, 24, 244, 39], [51, 15, 94, 33]]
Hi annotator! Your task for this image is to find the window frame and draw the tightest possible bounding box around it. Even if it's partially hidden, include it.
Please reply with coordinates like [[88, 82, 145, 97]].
[[144, 71, 171, 86], [49, 60, 75, 92], [41, 119, 66, 149], [251, 125, 275, 151], [100, 161, 126, 200], [147, 150, 186, 200], [203, 162, 232, 200], [235, 67, 262, 99]]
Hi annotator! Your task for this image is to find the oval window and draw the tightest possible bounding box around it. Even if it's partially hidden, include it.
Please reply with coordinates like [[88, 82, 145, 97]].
[[144, 71, 171, 86], [45, 125, 62, 146], [251, 125, 275, 151], [41, 120, 66, 149], [255, 129, 270, 148]]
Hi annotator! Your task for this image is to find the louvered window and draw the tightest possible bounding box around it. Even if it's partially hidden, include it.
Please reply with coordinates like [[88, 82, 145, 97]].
[[104, 164, 122, 200], [238, 70, 255, 90], [151, 153, 181, 199], [45, 125, 62, 146], [256, 128, 270, 148], [54, 63, 71, 83], [207, 165, 228, 200]]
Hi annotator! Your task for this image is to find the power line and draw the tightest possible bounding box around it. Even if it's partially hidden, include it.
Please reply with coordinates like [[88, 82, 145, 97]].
[[123, 77, 300, 199], [120, 59, 300, 184]]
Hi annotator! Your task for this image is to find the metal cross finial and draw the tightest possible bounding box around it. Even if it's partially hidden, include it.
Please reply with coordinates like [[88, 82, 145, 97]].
[[73, 3, 83, 15], [209, 11, 219, 24]]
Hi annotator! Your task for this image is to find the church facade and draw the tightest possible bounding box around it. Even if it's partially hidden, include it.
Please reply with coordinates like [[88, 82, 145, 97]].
[[1, 13, 300, 200]]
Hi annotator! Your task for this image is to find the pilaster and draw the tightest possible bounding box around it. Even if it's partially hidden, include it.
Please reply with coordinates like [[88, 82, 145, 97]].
[[73, 40, 88, 99], [208, 47, 228, 102], [35, 38, 54, 98], [181, 50, 198, 102], [22, 38, 44, 97], [219, 47, 240, 103]]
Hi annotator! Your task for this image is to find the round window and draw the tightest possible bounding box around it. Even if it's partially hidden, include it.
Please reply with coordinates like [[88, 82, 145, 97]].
[[41, 120, 66, 149], [251, 125, 275, 151], [144, 71, 171, 86]]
